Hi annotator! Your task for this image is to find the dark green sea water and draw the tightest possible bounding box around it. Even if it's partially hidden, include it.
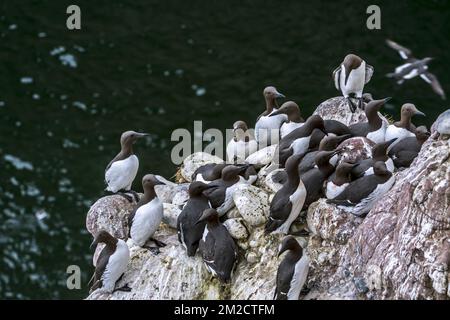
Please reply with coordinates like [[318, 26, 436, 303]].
[[0, 0, 449, 299]]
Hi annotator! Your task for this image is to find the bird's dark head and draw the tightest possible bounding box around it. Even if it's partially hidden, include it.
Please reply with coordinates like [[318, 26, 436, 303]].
[[306, 115, 327, 135], [196, 208, 219, 225], [415, 125, 431, 142], [188, 181, 214, 196], [315, 148, 341, 167], [90, 230, 117, 250], [120, 130, 149, 147], [278, 236, 302, 257], [373, 161, 390, 176], [263, 86, 285, 101], [142, 174, 166, 191], [401, 103, 426, 118], [319, 134, 351, 151], [221, 165, 242, 181], [269, 101, 300, 119]]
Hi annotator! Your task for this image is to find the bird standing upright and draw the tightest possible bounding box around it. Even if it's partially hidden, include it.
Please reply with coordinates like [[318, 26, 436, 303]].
[[333, 54, 374, 112], [88, 230, 131, 294], [105, 130, 149, 202], [128, 174, 168, 254]]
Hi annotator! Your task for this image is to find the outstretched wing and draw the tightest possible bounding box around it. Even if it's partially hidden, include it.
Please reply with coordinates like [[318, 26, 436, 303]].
[[365, 63, 374, 84], [332, 65, 341, 90], [386, 39, 414, 60], [420, 72, 446, 100]]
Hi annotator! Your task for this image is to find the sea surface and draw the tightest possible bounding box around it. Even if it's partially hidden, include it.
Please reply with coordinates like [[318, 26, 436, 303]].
[[0, 0, 449, 299]]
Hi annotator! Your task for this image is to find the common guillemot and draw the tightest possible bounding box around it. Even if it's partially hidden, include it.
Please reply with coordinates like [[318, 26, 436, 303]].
[[203, 165, 250, 216], [350, 138, 397, 178], [128, 174, 167, 254], [298, 134, 350, 174], [198, 208, 238, 283], [349, 97, 390, 143], [88, 230, 131, 293], [388, 126, 430, 168], [386, 39, 446, 100], [275, 115, 327, 168], [274, 236, 309, 300], [265, 153, 307, 234], [105, 131, 149, 202], [177, 181, 214, 257], [384, 103, 425, 148], [325, 162, 357, 199], [269, 101, 305, 139], [192, 162, 228, 183], [226, 120, 258, 163], [327, 161, 395, 217], [332, 54, 374, 112], [255, 86, 287, 147]]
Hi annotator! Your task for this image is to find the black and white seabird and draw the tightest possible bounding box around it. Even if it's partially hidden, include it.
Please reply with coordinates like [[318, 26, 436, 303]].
[[326, 162, 357, 199], [265, 153, 307, 234], [198, 208, 238, 283], [226, 120, 258, 163], [386, 39, 446, 100], [269, 101, 305, 139], [105, 130, 149, 202], [385, 103, 425, 148], [350, 138, 397, 178], [301, 149, 341, 206], [349, 97, 390, 143], [203, 165, 250, 216], [333, 54, 374, 112], [270, 101, 351, 142], [327, 161, 395, 217], [192, 162, 228, 183], [128, 174, 167, 254], [298, 134, 350, 174], [275, 115, 327, 168], [388, 126, 430, 168], [255, 86, 287, 146], [274, 236, 309, 300], [177, 181, 214, 257], [88, 230, 131, 293]]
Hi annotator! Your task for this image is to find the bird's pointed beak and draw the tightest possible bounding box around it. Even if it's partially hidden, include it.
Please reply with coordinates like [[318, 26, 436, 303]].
[[136, 132, 150, 138], [383, 97, 392, 104], [415, 110, 426, 117], [90, 239, 98, 250], [275, 91, 285, 99], [268, 109, 283, 117]]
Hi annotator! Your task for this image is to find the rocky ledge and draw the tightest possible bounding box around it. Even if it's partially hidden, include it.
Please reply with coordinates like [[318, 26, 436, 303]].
[[86, 97, 450, 300]]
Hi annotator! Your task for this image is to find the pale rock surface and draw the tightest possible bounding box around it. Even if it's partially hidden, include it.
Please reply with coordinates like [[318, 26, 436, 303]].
[[180, 152, 224, 182], [86, 100, 450, 300], [233, 184, 270, 228]]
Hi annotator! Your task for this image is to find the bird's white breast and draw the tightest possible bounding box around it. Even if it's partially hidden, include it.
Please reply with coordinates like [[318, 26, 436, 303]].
[[275, 181, 306, 234], [101, 239, 130, 292], [291, 136, 311, 155], [226, 139, 257, 163], [105, 155, 139, 193], [280, 122, 304, 139], [340, 61, 366, 96], [130, 198, 163, 247], [366, 125, 387, 144], [385, 125, 415, 149], [255, 109, 287, 144], [287, 254, 310, 300], [326, 181, 348, 199]]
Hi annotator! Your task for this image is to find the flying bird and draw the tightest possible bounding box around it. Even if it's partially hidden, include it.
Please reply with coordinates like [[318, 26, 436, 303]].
[[386, 39, 446, 100]]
